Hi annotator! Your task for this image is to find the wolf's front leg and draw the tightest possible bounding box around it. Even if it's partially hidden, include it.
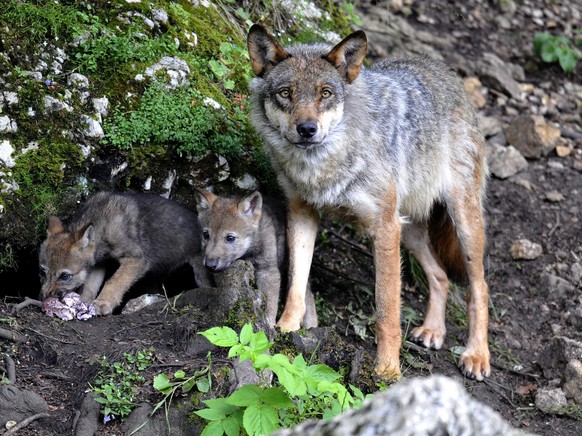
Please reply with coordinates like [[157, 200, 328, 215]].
[[255, 265, 281, 326], [81, 267, 106, 303], [372, 198, 402, 379], [277, 197, 319, 331], [92, 258, 148, 315]]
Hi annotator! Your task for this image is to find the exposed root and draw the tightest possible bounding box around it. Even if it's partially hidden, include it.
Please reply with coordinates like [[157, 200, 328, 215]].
[[3, 412, 50, 435]]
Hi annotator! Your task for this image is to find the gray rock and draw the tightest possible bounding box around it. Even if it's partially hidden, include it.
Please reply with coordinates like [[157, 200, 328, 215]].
[[152, 8, 169, 25], [67, 73, 89, 88], [488, 144, 528, 179], [510, 239, 543, 260], [571, 262, 582, 284], [122, 400, 200, 436], [122, 294, 165, 314], [475, 53, 522, 100], [535, 388, 568, 414], [273, 375, 522, 435], [143, 56, 190, 88], [92, 97, 110, 116], [568, 306, 582, 329], [539, 336, 582, 380], [563, 359, 582, 404], [540, 273, 575, 299], [479, 114, 503, 138], [505, 115, 561, 159], [0, 115, 17, 133], [0, 140, 16, 168], [0, 385, 49, 424], [44, 95, 73, 112], [80, 115, 104, 139]]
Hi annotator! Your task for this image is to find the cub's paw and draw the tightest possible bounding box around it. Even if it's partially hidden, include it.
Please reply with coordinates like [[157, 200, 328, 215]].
[[276, 316, 301, 332], [459, 347, 491, 381], [92, 299, 114, 316], [409, 325, 445, 350]]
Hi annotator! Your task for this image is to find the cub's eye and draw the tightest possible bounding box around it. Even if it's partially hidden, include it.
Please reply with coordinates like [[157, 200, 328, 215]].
[[225, 234, 236, 243], [202, 229, 209, 240], [321, 88, 332, 98], [59, 272, 72, 282], [278, 88, 290, 99]]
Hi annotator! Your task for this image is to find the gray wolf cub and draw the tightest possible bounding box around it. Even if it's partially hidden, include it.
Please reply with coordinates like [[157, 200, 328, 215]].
[[39, 191, 211, 315], [247, 24, 490, 380], [195, 189, 318, 328]]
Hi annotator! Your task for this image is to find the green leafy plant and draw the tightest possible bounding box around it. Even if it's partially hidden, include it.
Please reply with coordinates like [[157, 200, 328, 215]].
[[90, 348, 154, 423], [195, 324, 370, 436], [533, 32, 581, 73]]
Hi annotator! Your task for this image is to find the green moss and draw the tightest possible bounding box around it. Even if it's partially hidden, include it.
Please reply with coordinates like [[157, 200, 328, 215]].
[[225, 298, 257, 329]]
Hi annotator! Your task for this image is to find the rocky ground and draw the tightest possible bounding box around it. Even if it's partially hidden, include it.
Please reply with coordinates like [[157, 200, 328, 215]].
[[0, 0, 581, 435]]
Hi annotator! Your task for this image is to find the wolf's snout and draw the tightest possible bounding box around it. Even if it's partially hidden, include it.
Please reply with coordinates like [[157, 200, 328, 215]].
[[297, 121, 318, 139], [205, 258, 220, 272]]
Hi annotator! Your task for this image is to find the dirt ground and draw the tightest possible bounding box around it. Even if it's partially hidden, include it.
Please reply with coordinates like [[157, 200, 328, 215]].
[[1, 0, 582, 435]]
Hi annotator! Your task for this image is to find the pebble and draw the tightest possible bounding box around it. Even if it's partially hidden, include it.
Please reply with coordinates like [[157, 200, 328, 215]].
[[510, 239, 542, 260]]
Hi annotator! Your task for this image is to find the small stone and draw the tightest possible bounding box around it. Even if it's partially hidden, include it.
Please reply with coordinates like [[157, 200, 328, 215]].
[[535, 388, 567, 414], [510, 239, 542, 260], [546, 191, 565, 202], [80, 115, 104, 139], [540, 273, 575, 298], [122, 294, 165, 314], [556, 143, 573, 157], [464, 77, 487, 109], [488, 144, 528, 179]]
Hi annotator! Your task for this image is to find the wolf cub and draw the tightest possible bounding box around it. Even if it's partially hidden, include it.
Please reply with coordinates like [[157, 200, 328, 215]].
[[195, 189, 318, 328], [39, 191, 211, 315]]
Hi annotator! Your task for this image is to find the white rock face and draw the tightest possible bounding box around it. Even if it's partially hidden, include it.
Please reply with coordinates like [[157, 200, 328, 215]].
[[0, 140, 16, 168]]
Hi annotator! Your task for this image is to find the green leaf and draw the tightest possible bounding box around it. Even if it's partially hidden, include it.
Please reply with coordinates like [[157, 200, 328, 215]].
[[243, 404, 278, 436], [249, 331, 270, 353], [228, 343, 244, 358], [174, 370, 186, 379], [152, 374, 172, 393], [202, 398, 238, 415], [253, 353, 272, 369], [239, 323, 253, 345], [196, 377, 210, 393], [541, 40, 559, 63], [199, 327, 239, 347], [533, 32, 553, 55], [305, 364, 342, 383], [201, 420, 225, 436], [559, 50, 579, 73], [222, 415, 241, 436], [226, 384, 262, 407], [261, 387, 294, 409], [194, 408, 228, 422]]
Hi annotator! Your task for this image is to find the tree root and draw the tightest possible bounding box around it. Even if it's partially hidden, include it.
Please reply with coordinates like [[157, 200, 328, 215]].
[[4, 354, 16, 384], [3, 412, 50, 435], [12, 297, 43, 315], [0, 328, 26, 344]]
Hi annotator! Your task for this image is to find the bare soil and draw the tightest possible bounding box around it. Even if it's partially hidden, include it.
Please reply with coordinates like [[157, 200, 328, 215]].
[[1, 1, 582, 435]]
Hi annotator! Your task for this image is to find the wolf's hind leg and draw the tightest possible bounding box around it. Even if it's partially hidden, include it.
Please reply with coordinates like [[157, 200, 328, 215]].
[[92, 258, 148, 315], [81, 267, 106, 302], [448, 191, 490, 381], [402, 223, 449, 350]]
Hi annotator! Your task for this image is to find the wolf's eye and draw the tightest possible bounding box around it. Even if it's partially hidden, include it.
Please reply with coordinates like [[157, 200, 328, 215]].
[[59, 272, 72, 282], [202, 229, 209, 240], [278, 88, 290, 99], [225, 234, 236, 243], [321, 88, 332, 98]]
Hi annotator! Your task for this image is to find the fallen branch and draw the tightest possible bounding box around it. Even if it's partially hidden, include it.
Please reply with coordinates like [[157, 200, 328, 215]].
[[0, 327, 26, 344], [12, 297, 43, 315], [3, 412, 50, 435]]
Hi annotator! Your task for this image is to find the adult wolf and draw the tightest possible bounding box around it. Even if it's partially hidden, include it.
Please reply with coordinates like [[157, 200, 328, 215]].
[[195, 189, 318, 328], [39, 191, 211, 315], [247, 24, 490, 380]]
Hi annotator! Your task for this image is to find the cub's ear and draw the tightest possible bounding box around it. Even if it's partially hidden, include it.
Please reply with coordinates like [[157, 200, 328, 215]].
[[79, 224, 95, 249], [239, 191, 263, 219], [247, 24, 290, 77], [195, 188, 217, 213], [325, 30, 367, 83], [47, 216, 64, 236]]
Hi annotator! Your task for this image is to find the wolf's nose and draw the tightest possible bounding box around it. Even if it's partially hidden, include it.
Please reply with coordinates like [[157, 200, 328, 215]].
[[297, 121, 318, 139], [205, 258, 219, 271]]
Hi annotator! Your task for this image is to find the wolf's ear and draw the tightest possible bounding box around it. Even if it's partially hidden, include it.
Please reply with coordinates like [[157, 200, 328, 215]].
[[239, 191, 263, 219], [325, 30, 367, 83], [195, 189, 217, 213], [247, 24, 290, 77], [47, 216, 64, 236], [79, 224, 95, 249]]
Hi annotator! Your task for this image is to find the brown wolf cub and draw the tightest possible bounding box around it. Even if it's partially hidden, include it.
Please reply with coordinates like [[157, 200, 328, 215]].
[[39, 191, 211, 315], [195, 189, 318, 328], [247, 24, 490, 380]]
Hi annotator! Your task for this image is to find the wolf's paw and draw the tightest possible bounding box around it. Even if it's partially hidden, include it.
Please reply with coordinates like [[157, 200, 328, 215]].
[[375, 360, 401, 380], [92, 299, 114, 316], [276, 316, 301, 332], [409, 325, 445, 350], [459, 346, 491, 381]]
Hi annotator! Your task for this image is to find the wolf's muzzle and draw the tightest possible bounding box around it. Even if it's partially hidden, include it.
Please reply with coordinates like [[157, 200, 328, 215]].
[[296, 121, 318, 139]]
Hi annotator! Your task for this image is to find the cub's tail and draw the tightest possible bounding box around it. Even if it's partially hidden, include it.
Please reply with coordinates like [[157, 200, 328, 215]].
[[428, 203, 467, 284]]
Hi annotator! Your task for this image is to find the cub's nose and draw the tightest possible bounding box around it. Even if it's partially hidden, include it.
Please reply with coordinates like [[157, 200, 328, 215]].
[[297, 121, 318, 139], [205, 258, 219, 272]]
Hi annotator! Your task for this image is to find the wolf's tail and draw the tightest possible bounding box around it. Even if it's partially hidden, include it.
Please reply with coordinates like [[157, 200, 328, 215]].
[[428, 203, 467, 283]]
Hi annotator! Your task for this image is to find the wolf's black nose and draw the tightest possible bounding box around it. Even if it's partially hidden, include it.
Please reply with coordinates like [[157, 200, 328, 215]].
[[297, 121, 318, 139]]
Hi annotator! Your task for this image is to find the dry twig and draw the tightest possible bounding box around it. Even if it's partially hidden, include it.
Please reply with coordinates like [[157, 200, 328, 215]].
[[12, 297, 43, 315], [3, 412, 50, 435]]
